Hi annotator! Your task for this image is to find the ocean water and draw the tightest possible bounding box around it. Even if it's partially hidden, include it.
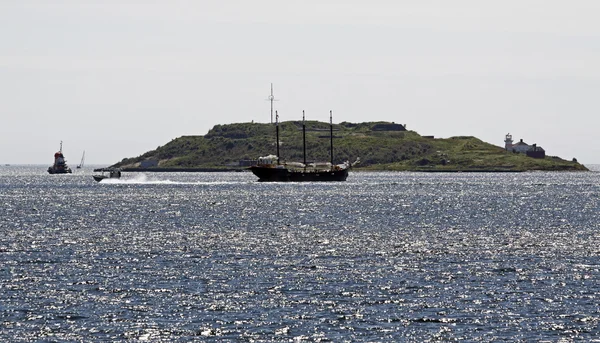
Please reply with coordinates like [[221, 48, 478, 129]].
[[1, 165, 600, 342]]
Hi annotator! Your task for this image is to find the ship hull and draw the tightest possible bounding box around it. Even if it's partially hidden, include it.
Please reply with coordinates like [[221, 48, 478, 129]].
[[48, 167, 72, 174], [93, 175, 108, 182], [250, 166, 348, 182], [92, 174, 121, 182]]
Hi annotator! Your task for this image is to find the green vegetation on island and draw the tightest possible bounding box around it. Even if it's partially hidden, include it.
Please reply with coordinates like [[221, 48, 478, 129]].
[[113, 121, 588, 172]]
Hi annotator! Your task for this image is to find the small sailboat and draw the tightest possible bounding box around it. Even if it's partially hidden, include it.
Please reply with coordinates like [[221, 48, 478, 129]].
[[77, 151, 85, 169]]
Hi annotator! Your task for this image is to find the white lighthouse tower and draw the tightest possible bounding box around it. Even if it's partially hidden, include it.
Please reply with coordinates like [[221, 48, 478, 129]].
[[504, 133, 513, 151]]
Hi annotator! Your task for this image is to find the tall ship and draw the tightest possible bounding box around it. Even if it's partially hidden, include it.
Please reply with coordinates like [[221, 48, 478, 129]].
[[249, 110, 356, 182], [47, 141, 72, 174]]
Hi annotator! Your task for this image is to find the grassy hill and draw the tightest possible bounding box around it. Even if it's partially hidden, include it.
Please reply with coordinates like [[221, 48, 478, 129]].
[[113, 121, 587, 172]]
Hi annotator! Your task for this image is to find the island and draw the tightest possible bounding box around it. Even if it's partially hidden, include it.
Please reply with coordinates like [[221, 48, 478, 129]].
[[111, 121, 588, 172]]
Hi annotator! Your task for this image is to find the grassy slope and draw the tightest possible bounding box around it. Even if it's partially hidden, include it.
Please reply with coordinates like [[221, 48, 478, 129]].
[[114, 121, 587, 171]]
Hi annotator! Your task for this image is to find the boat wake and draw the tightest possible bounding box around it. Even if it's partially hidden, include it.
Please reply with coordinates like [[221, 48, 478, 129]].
[[97, 174, 245, 185]]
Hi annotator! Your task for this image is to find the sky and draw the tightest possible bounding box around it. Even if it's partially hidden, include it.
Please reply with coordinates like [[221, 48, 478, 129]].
[[1, 1, 599, 165]]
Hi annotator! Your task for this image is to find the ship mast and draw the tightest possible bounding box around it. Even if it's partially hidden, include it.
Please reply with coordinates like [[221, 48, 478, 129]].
[[275, 111, 280, 165], [302, 110, 307, 167], [330, 111, 334, 166]]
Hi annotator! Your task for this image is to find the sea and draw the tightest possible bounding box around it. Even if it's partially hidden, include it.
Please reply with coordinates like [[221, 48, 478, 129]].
[[1, 164, 600, 342]]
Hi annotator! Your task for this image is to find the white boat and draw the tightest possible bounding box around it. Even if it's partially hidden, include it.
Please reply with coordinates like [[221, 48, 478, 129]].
[[93, 168, 121, 182], [77, 151, 85, 169]]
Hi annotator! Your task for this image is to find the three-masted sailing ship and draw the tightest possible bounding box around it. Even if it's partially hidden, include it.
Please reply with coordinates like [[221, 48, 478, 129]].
[[249, 111, 355, 182]]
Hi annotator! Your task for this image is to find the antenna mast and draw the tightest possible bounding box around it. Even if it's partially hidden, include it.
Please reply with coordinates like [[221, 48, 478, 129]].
[[267, 83, 278, 124]]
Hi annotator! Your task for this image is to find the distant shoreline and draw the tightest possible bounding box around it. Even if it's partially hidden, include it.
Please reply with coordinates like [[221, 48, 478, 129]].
[[117, 167, 579, 173], [121, 167, 244, 172]]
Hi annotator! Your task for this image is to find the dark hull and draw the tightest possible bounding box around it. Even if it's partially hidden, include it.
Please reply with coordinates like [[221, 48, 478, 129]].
[[48, 167, 72, 174], [93, 175, 108, 182], [93, 175, 121, 182], [250, 166, 348, 182]]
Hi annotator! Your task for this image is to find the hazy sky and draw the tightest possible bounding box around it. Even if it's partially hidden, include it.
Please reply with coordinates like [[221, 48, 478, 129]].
[[2, 1, 599, 165]]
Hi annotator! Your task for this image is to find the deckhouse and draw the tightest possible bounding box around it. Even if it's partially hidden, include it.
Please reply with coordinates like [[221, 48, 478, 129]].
[[504, 133, 546, 158]]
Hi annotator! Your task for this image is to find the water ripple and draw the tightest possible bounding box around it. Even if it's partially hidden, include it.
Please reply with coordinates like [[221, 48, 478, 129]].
[[1, 167, 600, 341]]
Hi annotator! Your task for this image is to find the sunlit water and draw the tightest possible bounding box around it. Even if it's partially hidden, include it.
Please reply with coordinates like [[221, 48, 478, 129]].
[[1, 165, 600, 342]]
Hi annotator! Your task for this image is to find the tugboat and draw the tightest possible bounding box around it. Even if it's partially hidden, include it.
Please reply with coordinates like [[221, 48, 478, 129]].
[[249, 111, 357, 182], [47, 141, 72, 174]]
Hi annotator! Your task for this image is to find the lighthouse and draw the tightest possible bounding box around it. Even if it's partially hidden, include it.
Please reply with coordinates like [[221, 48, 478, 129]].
[[504, 133, 513, 151]]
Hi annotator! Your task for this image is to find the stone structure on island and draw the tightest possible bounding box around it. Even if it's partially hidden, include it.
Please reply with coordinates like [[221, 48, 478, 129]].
[[504, 133, 545, 158]]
